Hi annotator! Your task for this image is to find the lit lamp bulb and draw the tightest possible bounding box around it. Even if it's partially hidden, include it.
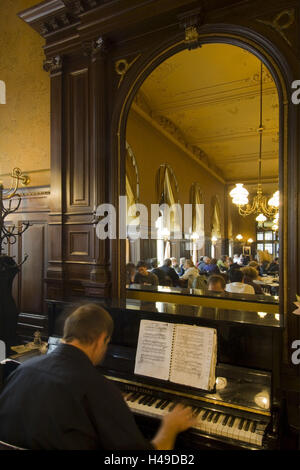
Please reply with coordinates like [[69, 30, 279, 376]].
[[257, 311, 267, 318], [229, 184, 249, 206], [236, 234, 243, 241], [268, 190, 279, 208], [256, 213, 267, 223], [247, 238, 253, 244], [211, 235, 217, 243]]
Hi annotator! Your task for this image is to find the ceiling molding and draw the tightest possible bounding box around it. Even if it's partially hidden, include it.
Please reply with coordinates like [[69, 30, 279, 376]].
[[131, 93, 225, 184], [213, 150, 278, 165], [193, 127, 278, 145], [227, 177, 278, 185]]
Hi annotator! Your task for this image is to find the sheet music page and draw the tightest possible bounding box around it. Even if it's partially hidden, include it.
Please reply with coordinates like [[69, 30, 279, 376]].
[[134, 320, 174, 380], [169, 324, 216, 390]]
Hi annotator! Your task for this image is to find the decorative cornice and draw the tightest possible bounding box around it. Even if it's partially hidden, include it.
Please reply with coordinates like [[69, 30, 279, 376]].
[[132, 90, 225, 182], [63, 0, 101, 15], [19, 0, 103, 38], [43, 55, 63, 74]]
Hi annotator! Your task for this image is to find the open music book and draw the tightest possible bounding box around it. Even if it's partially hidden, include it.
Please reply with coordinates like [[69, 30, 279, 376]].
[[134, 320, 217, 391]]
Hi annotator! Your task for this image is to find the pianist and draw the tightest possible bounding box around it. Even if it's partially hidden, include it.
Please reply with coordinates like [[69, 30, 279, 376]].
[[0, 303, 195, 450]]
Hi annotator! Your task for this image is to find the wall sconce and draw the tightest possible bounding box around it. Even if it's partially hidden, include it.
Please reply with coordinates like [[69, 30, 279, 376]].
[[211, 235, 218, 243], [247, 238, 254, 244], [236, 234, 243, 241]]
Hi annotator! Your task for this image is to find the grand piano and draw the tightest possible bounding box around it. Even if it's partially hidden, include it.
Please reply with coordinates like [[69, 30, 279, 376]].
[[47, 297, 284, 450]]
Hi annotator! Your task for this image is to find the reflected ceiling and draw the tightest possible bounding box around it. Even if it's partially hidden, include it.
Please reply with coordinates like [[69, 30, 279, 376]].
[[138, 44, 279, 192]]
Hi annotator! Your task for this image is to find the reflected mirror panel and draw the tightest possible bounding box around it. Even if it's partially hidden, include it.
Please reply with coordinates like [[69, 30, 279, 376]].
[[125, 43, 279, 311]]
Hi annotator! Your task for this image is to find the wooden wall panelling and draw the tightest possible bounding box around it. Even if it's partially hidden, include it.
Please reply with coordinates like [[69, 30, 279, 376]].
[[67, 67, 90, 211], [46, 59, 64, 294]]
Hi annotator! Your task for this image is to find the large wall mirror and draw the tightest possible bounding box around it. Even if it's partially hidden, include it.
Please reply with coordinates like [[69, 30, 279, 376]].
[[125, 43, 280, 311]]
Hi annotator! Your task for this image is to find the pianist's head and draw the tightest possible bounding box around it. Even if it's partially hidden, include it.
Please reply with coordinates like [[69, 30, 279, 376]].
[[62, 303, 114, 366]]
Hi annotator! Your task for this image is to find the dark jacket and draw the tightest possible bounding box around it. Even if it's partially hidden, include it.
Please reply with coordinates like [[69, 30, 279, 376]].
[[160, 265, 179, 286], [0, 344, 152, 450]]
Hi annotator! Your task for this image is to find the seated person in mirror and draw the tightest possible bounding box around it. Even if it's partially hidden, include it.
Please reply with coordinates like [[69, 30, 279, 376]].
[[126, 263, 136, 286], [241, 266, 263, 295], [170, 257, 179, 272], [192, 274, 207, 290], [198, 256, 211, 273], [248, 260, 263, 278], [179, 259, 199, 287], [160, 258, 180, 287], [207, 274, 226, 293], [202, 258, 220, 275], [134, 260, 158, 286], [148, 258, 168, 286], [176, 257, 186, 276], [217, 255, 229, 273], [225, 267, 255, 295], [268, 257, 279, 274]]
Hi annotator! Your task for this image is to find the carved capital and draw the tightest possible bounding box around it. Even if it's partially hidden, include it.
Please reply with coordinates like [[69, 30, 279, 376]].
[[82, 37, 107, 59], [43, 55, 63, 74], [178, 7, 204, 50]]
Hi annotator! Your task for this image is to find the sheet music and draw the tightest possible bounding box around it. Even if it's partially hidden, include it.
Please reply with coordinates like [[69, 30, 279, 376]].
[[169, 324, 216, 390], [134, 320, 174, 380]]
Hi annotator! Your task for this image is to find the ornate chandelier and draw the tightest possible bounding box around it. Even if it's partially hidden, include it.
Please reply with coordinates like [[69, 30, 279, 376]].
[[229, 62, 279, 221]]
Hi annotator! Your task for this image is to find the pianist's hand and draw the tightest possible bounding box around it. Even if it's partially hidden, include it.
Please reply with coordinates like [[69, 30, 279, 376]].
[[151, 404, 197, 450], [163, 403, 197, 433]]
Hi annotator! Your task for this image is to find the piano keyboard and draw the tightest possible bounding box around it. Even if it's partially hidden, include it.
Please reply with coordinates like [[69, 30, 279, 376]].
[[123, 391, 268, 447]]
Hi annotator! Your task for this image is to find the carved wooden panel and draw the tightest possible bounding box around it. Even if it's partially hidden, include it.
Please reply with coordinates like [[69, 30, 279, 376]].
[[69, 230, 90, 257], [65, 225, 94, 261], [67, 68, 90, 209]]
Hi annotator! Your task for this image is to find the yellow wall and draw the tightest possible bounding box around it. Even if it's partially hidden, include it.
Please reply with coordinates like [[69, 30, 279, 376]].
[[126, 108, 226, 237], [0, 0, 50, 188]]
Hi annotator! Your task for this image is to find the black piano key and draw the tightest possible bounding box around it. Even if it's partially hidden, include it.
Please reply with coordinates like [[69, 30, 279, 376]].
[[141, 395, 151, 405], [207, 411, 214, 422], [245, 420, 250, 432], [168, 402, 177, 412], [138, 395, 146, 404], [213, 412, 220, 423], [222, 414, 229, 426], [145, 396, 155, 406], [194, 408, 202, 417], [251, 421, 257, 433], [131, 393, 142, 402], [228, 415, 235, 427], [238, 418, 245, 430], [160, 400, 170, 410], [202, 409, 209, 420], [128, 392, 139, 402], [155, 399, 165, 409]]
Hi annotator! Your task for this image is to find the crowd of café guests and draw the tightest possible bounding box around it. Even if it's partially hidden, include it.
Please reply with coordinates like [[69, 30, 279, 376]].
[[126, 251, 279, 296]]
